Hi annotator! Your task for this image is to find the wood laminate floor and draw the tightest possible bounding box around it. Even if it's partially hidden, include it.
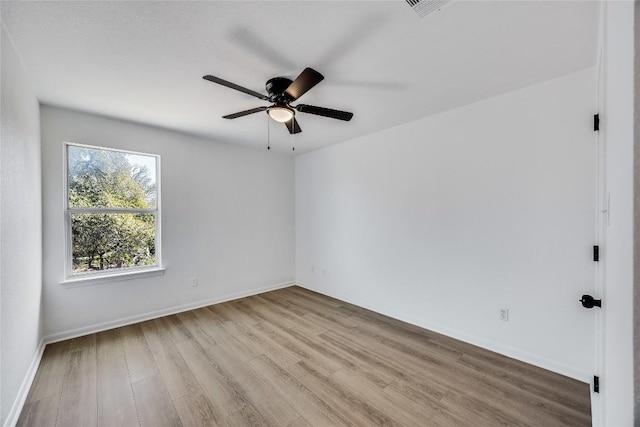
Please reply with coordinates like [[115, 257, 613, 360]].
[[18, 286, 591, 426]]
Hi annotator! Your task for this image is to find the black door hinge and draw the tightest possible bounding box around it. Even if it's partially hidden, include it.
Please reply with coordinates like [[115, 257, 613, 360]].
[[593, 245, 600, 262], [594, 114, 600, 131], [594, 376, 600, 393]]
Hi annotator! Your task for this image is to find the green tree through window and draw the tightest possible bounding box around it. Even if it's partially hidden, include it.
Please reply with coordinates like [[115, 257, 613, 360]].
[[66, 144, 160, 275]]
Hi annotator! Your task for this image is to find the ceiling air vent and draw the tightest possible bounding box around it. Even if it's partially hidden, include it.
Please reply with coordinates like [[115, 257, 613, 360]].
[[405, 0, 455, 18]]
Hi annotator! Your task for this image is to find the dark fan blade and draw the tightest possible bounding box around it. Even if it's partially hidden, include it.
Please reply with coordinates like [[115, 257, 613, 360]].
[[203, 75, 268, 100], [284, 117, 302, 134], [285, 68, 324, 100], [223, 106, 268, 119], [295, 104, 353, 121]]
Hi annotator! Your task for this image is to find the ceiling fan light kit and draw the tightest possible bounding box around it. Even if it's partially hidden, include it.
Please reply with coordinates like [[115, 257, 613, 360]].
[[203, 67, 353, 138], [267, 106, 294, 123]]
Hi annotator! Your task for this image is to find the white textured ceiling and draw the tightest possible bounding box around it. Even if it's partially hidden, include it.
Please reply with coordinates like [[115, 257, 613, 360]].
[[1, 1, 597, 153]]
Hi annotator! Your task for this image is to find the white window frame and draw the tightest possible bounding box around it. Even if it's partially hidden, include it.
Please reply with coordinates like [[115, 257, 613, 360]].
[[63, 142, 163, 285]]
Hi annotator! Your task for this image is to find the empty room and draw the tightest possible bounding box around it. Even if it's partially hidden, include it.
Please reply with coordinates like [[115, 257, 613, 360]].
[[0, 1, 635, 426]]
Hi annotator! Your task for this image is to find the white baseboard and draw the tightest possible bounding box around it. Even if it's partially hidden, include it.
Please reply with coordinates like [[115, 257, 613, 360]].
[[3, 338, 46, 427], [295, 281, 590, 383], [44, 281, 295, 344]]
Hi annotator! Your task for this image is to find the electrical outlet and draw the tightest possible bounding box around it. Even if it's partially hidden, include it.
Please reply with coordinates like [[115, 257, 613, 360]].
[[191, 278, 199, 287], [499, 308, 509, 321]]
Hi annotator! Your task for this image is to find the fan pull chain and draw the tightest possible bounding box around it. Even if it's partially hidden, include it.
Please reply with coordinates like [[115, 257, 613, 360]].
[[267, 113, 271, 150], [291, 122, 295, 151]]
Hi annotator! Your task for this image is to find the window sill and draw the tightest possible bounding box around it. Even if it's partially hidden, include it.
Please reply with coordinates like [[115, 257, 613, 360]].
[[60, 267, 165, 288]]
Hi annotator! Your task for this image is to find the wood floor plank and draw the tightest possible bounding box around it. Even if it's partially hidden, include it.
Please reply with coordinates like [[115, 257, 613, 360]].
[[439, 388, 528, 427], [246, 320, 329, 373], [251, 321, 342, 377], [68, 334, 97, 352], [121, 323, 159, 383], [247, 355, 351, 427], [251, 294, 328, 335], [211, 299, 260, 327], [174, 338, 247, 421], [132, 374, 182, 427], [304, 314, 394, 359], [256, 291, 314, 318], [383, 379, 471, 427], [191, 308, 261, 364], [458, 352, 591, 415], [473, 371, 592, 426], [318, 329, 412, 387], [203, 342, 300, 426], [19, 285, 592, 427], [16, 396, 58, 427], [299, 311, 360, 339], [267, 290, 359, 329], [333, 368, 433, 426], [174, 393, 220, 427], [175, 310, 219, 349], [57, 342, 98, 427], [334, 298, 441, 341], [345, 310, 463, 364], [286, 416, 312, 427], [156, 315, 194, 344], [97, 355, 138, 427], [386, 345, 508, 401], [283, 324, 395, 383], [220, 318, 300, 368], [23, 341, 70, 402], [96, 328, 124, 360], [139, 320, 202, 401], [219, 408, 268, 427], [287, 360, 398, 426], [392, 345, 590, 426], [280, 287, 345, 309]]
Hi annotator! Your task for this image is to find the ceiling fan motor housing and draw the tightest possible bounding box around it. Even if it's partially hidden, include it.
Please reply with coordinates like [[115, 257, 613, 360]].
[[266, 77, 294, 103]]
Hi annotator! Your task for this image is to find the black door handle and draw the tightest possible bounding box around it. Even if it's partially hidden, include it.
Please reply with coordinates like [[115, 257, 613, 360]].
[[580, 295, 601, 309]]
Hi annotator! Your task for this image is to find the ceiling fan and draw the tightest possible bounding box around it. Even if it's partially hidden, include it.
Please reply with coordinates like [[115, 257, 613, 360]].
[[203, 68, 353, 134]]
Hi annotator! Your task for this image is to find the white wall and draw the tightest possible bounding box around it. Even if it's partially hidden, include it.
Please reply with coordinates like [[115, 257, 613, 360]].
[[0, 24, 43, 427], [296, 68, 597, 381], [600, 0, 635, 425], [40, 106, 295, 339]]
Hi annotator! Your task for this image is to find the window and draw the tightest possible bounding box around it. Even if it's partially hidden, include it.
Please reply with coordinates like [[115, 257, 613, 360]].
[[64, 143, 161, 280]]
